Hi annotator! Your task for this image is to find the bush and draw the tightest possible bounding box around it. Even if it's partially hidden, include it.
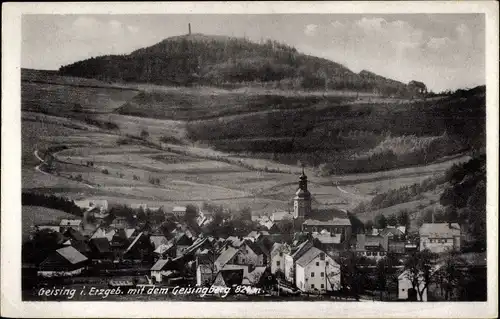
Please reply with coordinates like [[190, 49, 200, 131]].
[[101, 168, 109, 175]]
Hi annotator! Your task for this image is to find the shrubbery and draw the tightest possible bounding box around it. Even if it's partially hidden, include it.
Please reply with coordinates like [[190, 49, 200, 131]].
[[22, 192, 84, 216]]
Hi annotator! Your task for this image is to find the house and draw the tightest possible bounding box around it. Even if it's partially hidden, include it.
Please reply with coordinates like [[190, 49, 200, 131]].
[[150, 259, 176, 283], [150, 235, 168, 250], [270, 243, 291, 275], [110, 216, 128, 229], [89, 238, 112, 260], [398, 269, 428, 301], [91, 228, 116, 242], [283, 239, 314, 283], [234, 241, 265, 266], [419, 223, 461, 253], [123, 232, 154, 261], [379, 227, 405, 240], [38, 246, 88, 277], [34, 223, 61, 233], [172, 232, 194, 257], [213, 269, 244, 288], [302, 208, 352, 242], [59, 219, 82, 233], [154, 243, 175, 259], [196, 250, 218, 286], [355, 233, 389, 260], [74, 199, 108, 212], [312, 231, 345, 253], [214, 246, 239, 271], [172, 206, 187, 218], [295, 246, 341, 293]]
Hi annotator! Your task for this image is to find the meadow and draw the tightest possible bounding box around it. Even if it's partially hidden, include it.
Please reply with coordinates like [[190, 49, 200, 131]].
[[21, 72, 475, 226]]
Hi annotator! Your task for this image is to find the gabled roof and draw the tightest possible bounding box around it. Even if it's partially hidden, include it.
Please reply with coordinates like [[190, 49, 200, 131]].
[[215, 247, 239, 269], [296, 246, 327, 267], [291, 239, 314, 261], [151, 258, 170, 271], [154, 243, 174, 255], [124, 232, 144, 254], [90, 238, 111, 253], [419, 223, 460, 237], [56, 246, 88, 264], [150, 235, 168, 249], [91, 228, 116, 241], [379, 227, 404, 237]]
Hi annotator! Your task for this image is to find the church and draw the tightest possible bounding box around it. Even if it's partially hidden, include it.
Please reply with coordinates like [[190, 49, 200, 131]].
[[292, 168, 352, 242]]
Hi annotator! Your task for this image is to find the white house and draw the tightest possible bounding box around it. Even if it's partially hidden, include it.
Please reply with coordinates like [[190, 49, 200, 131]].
[[270, 243, 291, 275], [295, 246, 341, 293], [419, 223, 461, 253], [283, 239, 314, 283], [150, 259, 174, 283], [172, 206, 187, 218], [59, 219, 82, 232], [398, 269, 428, 301]]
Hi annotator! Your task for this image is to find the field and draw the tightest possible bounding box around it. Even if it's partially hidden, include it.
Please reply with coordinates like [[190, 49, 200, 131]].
[[21, 73, 473, 225]]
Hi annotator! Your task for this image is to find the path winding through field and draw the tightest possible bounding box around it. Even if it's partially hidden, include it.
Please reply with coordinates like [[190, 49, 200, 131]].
[[33, 149, 95, 189]]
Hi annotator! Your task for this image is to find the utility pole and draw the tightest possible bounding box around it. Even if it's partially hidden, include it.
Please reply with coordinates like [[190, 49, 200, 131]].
[[188, 23, 192, 35]]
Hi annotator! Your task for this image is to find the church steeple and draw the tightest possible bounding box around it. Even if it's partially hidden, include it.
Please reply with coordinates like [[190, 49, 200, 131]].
[[293, 165, 311, 219]]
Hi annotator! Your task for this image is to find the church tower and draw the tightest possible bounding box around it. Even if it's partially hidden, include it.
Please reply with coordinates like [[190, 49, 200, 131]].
[[293, 167, 312, 219]]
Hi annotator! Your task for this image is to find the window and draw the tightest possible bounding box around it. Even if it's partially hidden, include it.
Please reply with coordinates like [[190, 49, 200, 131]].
[[321, 284, 325, 289], [326, 261, 329, 266], [311, 284, 315, 289], [320, 272, 324, 277], [316, 262, 319, 266], [276, 261, 280, 267], [320, 253, 325, 260], [311, 272, 315, 277], [366, 252, 372, 256], [380, 252, 386, 256], [279, 252, 283, 257]]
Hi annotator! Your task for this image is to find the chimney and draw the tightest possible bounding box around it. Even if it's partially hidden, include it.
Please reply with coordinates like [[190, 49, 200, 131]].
[[188, 23, 191, 35]]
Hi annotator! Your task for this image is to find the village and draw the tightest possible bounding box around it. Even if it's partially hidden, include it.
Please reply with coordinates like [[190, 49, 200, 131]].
[[22, 169, 486, 302]]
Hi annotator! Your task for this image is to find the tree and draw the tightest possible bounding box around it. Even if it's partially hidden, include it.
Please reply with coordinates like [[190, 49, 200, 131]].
[[397, 210, 410, 229], [365, 220, 374, 233], [239, 207, 252, 221], [338, 252, 367, 300], [435, 251, 467, 300], [386, 214, 398, 226], [184, 204, 199, 224], [403, 249, 439, 301], [347, 213, 365, 235], [374, 214, 387, 229]]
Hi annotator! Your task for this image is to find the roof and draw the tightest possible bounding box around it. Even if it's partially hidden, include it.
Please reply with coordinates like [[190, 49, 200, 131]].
[[151, 259, 170, 271], [218, 269, 244, 286], [225, 236, 244, 248], [243, 266, 267, 285], [215, 247, 239, 269], [91, 228, 116, 241], [59, 219, 82, 227], [56, 246, 88, 264], [90, 238, 111, 253], [302, 208, 351, 226], [379, 227, 404, 237], [125, 228, 136, 239], [154, 243, 174, 255], [296, 246, 326, 267], [124, 232, 144, 254], [173, 206, 187, 212], [291, 239, 314, 261], [419, 223, 461, 237], [312, 233, 342, 244], [150, 235, 168, 249]]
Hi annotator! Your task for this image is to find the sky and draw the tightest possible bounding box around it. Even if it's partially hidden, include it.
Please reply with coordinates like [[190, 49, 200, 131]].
[[22, 14, 485, 92]]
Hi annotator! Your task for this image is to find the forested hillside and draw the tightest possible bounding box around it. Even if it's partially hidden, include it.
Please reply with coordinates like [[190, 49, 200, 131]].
[[59, 33, 414, 95]]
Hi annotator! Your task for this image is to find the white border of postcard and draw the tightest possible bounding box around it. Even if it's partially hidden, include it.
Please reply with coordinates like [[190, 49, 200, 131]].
[[2, 1, 498, 318]]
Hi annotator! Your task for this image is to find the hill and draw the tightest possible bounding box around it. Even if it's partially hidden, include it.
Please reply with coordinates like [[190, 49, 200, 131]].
[[59, 33, 417, 96]]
